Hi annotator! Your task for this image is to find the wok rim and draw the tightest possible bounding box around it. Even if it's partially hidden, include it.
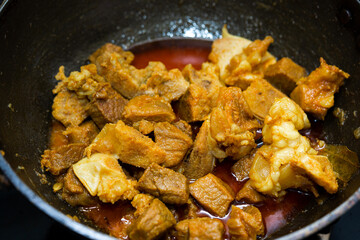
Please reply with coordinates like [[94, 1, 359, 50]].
[[1, 0, 360, 239]]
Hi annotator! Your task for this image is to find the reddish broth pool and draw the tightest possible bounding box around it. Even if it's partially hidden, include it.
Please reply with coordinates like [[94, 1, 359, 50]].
[[79, 40, 317, 239]]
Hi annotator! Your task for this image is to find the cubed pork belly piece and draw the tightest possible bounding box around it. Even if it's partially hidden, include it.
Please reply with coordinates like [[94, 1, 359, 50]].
[[127, 198, 176, 240], [91, 43, 189, 101], [73, 153, 139, 203], [123, 95, 176, 123], [52, 90, 89, 127], [86, 120, 166, 168], [227, 205, 264, 240], [243, 78, 286, 120], [41, 143, 86, 175], [138, 163, 189, 204], [290, 58, 349, 119], [209, 87, 260, 160], [86, 84, 128, 128], [154, 122, 193, 167], [63, 120, 99, 145], [49, 120, 68, 149], [131, 193, 155, 217], [175, 218, 225, 240], [141, 67, 189, 102], [183, 120, 215, 179], [132, 119, 155, 135], [189, 173, 235, 217], [231, 154, 254, 182], [173, 120, 193, 138], [235, 181, 265, 203], [53, 64, 128, 128], [178, 63, 222, 122], [264, 57, 307, 95], [223, 36, 275, 90], [61, 167, 98, 206]]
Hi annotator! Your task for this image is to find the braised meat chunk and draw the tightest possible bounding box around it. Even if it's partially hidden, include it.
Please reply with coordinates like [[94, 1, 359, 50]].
[[86, 84, 128, 128], [189, 173, 235, 217], [86, 120, 166, 168], [127, 198, 176, 240], [52, 90, 89, 127], [154, 122, 193, 167], [63, 120, 99, 145], [123, 95, 176, 123], [290, 58, 350, 119], [183, 121, 215, 179], [243, 78, 286, 120], [231, 154, 254, 182], [209, 87, 260, 160], [175, 218, 225, 240], [178, 63, 222, 122], [138, 163, 189, 204], [227, 205, 264, 240], [61, 167, 98, 206], [41, 143, 86, 175], [264, 57, 307, 95]]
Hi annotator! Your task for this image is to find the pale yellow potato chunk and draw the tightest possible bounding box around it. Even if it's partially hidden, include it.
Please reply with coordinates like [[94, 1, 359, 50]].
[[73, 153, 138, 203]]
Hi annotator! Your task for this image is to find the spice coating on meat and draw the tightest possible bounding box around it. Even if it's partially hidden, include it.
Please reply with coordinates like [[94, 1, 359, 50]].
[[189, 173, 235, 217], [138, 163, 189, 204]]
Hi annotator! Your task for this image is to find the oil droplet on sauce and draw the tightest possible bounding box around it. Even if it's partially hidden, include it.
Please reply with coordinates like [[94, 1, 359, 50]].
[[79, 39, 316, 239]]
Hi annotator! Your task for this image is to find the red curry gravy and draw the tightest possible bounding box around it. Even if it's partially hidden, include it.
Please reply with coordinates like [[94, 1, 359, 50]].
[[80, 41, 317, 239]]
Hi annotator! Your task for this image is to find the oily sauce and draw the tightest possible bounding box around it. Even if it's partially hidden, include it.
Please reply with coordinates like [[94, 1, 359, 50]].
[[79, 40, 317, 239]]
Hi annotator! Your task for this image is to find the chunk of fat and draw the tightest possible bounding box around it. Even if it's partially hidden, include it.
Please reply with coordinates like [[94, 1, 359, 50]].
[[73, 153, 138, 203], [209, 26, 275, 80], [249, 97, 338, 197]]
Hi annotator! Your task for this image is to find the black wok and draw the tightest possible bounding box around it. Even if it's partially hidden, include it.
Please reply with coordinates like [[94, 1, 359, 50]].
[[0, 0, 359, 239]]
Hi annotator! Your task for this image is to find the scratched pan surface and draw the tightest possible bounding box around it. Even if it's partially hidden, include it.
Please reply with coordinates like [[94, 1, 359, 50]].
[[0, 0, 360, 239]]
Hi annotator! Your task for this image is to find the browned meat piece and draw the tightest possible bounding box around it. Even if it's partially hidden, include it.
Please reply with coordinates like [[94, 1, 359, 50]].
[[138, 163, 189, 204], [173, 120, 193, 138], [183, 198, 200, 219], [209, 87, 259, 160], [131, 194, 155, 217], [132, 120, 155, 135], [189, 173, 235, 217], [141, 67, 189, 102], [49, 120, 68, 149], [231, 154, 254, 181], [41, 143, 86, 175], [154, 122, 193, 167], [63, 120, 99, 145], [89, 43, 134, 65], [123, 95, 176, 123], [178, 63, 222, 122], [290, 58, 350, 119], [264, 57, 307, 95], [227, 205, 264, 240], [235, 181, 265, 203], [86, 120, 166, 168], [91, 43, 189, 101], [183, 121, 215, 179], [61, 167, 97, 206], [243, 79, 286, 120], [178, 84, 210, 122], [86, 84, 128, 128], [52, 90, 89, 127], [175, 218, 224, 240], [127, 198, 176, 240], [53, 64, 128, 128]]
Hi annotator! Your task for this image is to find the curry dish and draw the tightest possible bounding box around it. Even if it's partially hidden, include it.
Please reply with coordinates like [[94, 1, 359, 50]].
[[41, 27, 358, 239]]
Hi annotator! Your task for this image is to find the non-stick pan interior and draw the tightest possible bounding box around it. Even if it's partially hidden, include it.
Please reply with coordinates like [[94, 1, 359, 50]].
[[0, 0, 359, 239]]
